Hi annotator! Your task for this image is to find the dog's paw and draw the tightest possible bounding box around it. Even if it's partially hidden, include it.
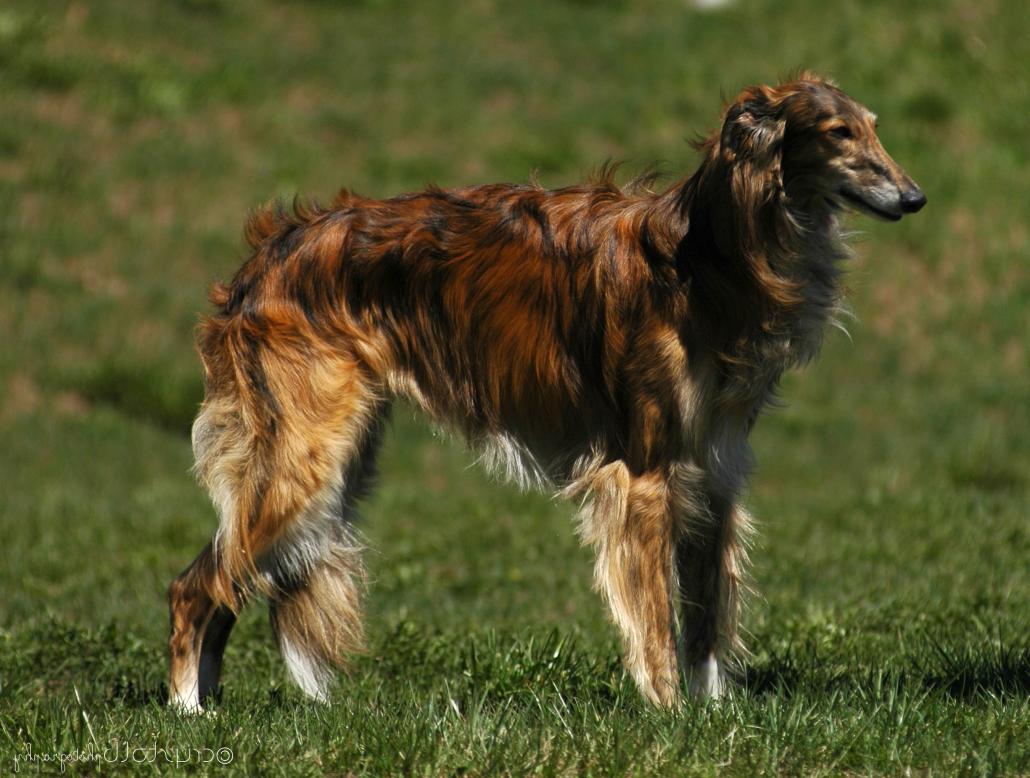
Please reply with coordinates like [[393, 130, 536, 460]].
[[687, 654, 726, 699]]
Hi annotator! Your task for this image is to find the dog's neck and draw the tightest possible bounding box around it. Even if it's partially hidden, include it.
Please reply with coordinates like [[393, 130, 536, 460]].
[[652, 151, 849, 378]]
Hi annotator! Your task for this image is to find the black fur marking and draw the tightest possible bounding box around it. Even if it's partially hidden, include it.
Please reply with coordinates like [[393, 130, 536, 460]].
[[512, 197, 556, 253]]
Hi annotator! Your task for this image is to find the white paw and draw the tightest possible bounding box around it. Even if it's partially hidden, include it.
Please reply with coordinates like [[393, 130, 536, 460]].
[[168, 689, 214, 715], [687, 653, 726, 699]]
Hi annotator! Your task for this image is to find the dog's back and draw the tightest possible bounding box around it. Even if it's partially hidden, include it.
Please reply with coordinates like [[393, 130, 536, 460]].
[[197, 178, 690, 482]]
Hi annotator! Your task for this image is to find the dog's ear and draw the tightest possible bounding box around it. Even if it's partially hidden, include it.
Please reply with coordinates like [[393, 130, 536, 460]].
[[719, 93, 786, 165]]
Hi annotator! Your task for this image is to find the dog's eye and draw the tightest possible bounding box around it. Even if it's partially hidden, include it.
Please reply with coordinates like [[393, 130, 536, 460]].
[[830, 125, 853, 139]]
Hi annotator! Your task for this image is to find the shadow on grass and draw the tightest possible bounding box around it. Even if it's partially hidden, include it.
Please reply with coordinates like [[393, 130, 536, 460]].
[[741, 642, 1030, 701]]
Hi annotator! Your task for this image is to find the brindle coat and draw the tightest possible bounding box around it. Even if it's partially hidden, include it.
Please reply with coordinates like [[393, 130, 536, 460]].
[[168, 73, 924, 710]]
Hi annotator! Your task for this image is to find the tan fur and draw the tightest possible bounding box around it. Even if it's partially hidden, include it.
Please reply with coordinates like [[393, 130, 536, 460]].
[[167, 74, 924, 710]]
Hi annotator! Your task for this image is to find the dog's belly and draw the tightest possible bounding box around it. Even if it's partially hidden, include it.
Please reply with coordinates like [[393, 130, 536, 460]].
[[385, 364, 607, 487]]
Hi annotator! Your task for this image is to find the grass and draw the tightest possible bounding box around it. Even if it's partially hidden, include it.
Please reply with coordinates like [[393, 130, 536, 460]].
[[1, 0, 1028, 773]]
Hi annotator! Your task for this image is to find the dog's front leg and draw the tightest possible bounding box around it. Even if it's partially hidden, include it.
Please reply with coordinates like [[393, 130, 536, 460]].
[[674, 488, 752, 699], [582, 464, 680, 707]]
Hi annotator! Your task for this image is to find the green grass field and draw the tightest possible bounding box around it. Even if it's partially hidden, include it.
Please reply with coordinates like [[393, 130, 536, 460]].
[[1, 0, 1028, 773]]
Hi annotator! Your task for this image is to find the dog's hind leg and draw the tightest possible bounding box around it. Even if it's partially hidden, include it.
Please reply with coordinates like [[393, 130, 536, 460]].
[[580, 464, 681, 707], [674, 486, 752, 699], [265, 409, 386, 702], [175, 332, 385, 708], [168, 543, 242, 712]]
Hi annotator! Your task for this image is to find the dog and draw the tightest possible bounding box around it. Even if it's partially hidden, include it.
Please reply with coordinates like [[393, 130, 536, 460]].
[[168, 73, 925, 711]]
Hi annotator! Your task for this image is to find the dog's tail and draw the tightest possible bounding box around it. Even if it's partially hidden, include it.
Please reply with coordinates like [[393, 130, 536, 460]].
[[266, 526, 368, 700]]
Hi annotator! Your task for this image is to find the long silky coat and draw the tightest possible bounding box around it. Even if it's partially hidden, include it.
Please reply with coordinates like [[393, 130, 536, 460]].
[[168, 73, 925, 710]]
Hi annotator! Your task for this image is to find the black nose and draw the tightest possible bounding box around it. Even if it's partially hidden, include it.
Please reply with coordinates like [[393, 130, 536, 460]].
[[900, 187, 927, 213]]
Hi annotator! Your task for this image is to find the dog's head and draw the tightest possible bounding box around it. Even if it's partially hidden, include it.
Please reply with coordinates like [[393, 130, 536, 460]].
[[718, 73, 925, 221]]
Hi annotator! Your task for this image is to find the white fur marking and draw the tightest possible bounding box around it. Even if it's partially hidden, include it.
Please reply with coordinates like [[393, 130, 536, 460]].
[[477, 431, 551, 491], [688, 653, 725, 699], [169, 679, 203, 714], [280, 635, 331, 702]]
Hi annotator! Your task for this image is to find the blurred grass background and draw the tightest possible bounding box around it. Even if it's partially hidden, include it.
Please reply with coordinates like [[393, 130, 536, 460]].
[[0, 0, 1028, 774]]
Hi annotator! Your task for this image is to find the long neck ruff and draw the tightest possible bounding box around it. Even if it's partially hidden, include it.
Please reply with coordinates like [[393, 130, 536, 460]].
[[657, 146, 850, 377]]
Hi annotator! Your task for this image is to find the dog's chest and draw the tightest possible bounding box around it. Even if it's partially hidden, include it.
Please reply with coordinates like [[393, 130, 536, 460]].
[[675, 289, 839, 491], [673, 337, 794, 493]]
